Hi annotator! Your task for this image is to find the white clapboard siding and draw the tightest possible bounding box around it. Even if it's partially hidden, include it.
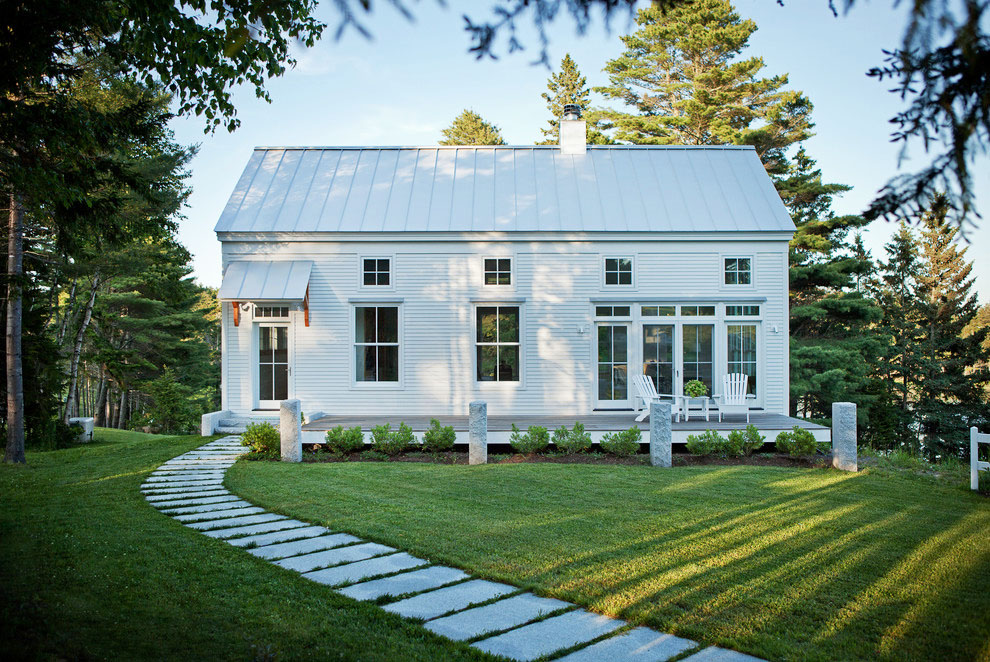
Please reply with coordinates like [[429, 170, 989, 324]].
[[220, 237, 790, 417]]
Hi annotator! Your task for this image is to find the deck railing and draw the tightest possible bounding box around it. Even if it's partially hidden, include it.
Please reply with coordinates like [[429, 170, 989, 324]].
[[972, 426, 990, 491]]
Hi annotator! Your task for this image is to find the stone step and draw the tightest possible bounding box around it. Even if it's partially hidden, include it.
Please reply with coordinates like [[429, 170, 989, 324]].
[[555, 627, 696, 662], [173, 505, 264, 523], [425, 593, 571, 642], [384, 579, 517, 621], [339, 565, 469, 602], [302, 552, 427, 587], [142, 480, 225, 492], [227, 525, 331, 548], [145, 489, 230, 502], [160, 500, 255, 516], [472, 609, 625, 662], [247, 533, 360, 560], [151, 495, 241, 509], [274, 542, 394, 573], [183, 511, 277, 529], [201, 519, 309, 539]]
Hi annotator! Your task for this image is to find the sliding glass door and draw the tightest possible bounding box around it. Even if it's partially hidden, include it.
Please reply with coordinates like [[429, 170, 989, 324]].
[[596, 323, 629, 407]]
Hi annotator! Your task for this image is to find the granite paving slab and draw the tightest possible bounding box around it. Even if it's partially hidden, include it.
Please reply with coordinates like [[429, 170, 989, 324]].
[[200, 518, 308, 538], [173, 505, 263, 522], [556, 627, 697, 662], [424, 593, 572, 642], [142, 480, 225, 491], [680, 647, 766, 662], [186, 512, 286, 530], [247, 533, 360, 559], [339, 565, 469, 602], [274, 541, 394, 573], [145, 489, 230, 502], [384, 579, 518, 620], [150, 470, 227, 478], [151, 495, 241, 508], [302, 552, 427, 587], [472, 609, 625, 661], [226, 525, 330, 547], [160, 500, 254, 515]]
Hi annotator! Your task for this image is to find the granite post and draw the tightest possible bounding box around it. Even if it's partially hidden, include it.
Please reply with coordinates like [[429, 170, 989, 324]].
[[649, 401, 672, 468], [832, 402, 857, 472], [469, 401, 487, 465], [280, 399, 302, 463]]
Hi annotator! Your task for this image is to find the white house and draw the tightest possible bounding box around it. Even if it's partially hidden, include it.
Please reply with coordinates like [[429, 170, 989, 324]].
[[213, 114, 793, 427]]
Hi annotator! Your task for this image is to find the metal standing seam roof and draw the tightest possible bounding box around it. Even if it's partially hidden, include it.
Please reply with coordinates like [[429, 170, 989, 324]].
[[217, 260, 313, 301], [214, 145, 795, 235]]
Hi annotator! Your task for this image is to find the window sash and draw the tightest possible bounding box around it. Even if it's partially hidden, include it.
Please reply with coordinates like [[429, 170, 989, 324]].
[[604, 257, 632, 285], [483, 258, 511, 285], [724, 257, 752, 285], [363, 258, 391, 286], [354, 306, 399, 382], [476, 305, 520, 381]]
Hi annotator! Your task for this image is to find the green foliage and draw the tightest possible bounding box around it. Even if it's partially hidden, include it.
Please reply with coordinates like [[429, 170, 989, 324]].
[[422, 419, 456, 453], [509, 424, 550, 454], [551, 422, 593, 454], [370, 423, 415, 456], [439, 109, 506, 145], [684, 379, 707, 398], [137, 367, 198, 434], [241, 422, 280, 457], [324, 425, 364, 455], [600, 427, 641, 457], [741, 424, 766, 456], [776, 426, 818, 457], [685, 429, 726, 456], [536, 54, 612, 145]]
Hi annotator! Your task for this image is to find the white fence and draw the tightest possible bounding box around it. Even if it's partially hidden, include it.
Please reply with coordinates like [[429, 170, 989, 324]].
[[972, 426, 990, 491]]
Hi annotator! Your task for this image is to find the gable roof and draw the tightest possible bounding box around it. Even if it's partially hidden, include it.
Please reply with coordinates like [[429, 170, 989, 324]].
[[214, 145, 795, 235]]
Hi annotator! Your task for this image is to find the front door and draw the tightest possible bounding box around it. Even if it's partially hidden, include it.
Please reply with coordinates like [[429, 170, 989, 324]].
[[681, 324, 714, 396], [258, 325, 289, 408], [643, 324, 675, 396], [596, 323, 630, 408]]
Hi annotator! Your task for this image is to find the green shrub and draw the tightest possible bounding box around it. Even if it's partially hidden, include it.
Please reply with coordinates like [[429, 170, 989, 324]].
[[726, 429, 746, 456], [684, 379, 708, 398], [370, 423, 415, 456], [509, 424, 550, 454], [685, 429, 725, 456], [776, 426, 818, 456], [600, 427, 641, 456], [742, 424, 765, 455], [552, 422, 593, 454], [422, 418, 456, 453], [325, 425, 364, 455], [241, 421, 280, 457]]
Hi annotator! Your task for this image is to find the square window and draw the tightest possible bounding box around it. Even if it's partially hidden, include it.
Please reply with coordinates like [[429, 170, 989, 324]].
[[604, 258, 633, 285], [484, 258, 512, 285], [363, 258, 391, 286], [724, 258, 752, 285]]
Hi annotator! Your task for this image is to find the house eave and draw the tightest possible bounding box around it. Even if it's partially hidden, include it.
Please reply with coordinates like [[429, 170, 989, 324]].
[[215, 230, 796, 243]]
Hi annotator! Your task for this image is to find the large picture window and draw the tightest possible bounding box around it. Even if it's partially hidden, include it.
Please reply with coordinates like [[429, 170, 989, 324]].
[[727, 324, 758, 395], [476, 306, 519, 381], [354, 306, 399, 382]]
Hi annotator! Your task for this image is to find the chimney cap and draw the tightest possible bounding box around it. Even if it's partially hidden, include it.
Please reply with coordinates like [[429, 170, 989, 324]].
[[563, 104, 582, 120]]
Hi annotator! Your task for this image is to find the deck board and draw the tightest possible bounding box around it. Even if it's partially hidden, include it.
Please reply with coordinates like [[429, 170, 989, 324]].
[[303, 412, 825, 432]]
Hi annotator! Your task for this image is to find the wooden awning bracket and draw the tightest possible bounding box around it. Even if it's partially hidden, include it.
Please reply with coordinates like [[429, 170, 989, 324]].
[[232, 301, 240, 327], [303, 286, 310, 327]]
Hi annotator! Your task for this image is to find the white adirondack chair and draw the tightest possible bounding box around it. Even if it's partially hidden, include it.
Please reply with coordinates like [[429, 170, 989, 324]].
[[714, 373, 753, 422], [632, 374, 682, 422]]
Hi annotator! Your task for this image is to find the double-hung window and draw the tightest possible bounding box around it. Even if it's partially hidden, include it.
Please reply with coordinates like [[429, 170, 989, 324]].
[[604, 257, 633, 285], [354, 306, 399, 382], [476, 306, 520, 382], [724, 257, 752, 285]]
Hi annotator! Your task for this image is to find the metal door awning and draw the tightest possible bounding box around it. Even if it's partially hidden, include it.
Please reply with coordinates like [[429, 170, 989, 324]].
[[219, 260, 313, 326]]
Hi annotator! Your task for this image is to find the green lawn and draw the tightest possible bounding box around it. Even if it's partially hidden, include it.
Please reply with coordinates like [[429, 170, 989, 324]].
[[228, 458, 990, 662], [0, 431, 494, 662]]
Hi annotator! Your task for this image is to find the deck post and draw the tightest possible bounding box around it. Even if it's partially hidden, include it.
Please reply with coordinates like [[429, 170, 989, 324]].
[[831, 402, 857, 472], [280, 399, 302, 462], [650, 401, 672, 468], [469, 401, 487, 465]]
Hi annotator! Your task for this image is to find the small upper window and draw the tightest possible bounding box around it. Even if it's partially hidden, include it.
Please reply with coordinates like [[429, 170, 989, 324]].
[[726, 305, 761, 317], [484, 258, 512, 285], [724, 258, 752, 285], [595, 305, 631, 317], [681, 305, 716, 317], [641, 305, 676, 317], [363, 258, 390, 286], [256, 306, 289, 318], [604, 258, 633, 285]]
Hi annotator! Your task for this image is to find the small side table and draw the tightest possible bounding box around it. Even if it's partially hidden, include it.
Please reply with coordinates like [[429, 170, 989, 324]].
[[682, 396, 710, 422]]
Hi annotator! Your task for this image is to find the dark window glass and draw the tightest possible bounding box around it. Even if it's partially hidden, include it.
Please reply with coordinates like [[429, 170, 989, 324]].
[[484, 258, 511, 285], [724, 257, 752, 285], [604, 257, 632, 285], [726, 305, 761, 316], [475, 306, 520, 381], [363, 257, 391, 286], [354, 306, 399, 382]]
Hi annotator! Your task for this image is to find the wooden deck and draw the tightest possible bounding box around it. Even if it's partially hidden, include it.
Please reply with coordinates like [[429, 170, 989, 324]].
[[302, 412, 829, 444]]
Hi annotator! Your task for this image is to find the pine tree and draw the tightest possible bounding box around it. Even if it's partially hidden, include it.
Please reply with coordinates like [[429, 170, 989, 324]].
[[439, 110, 507, 145], [593, 0, 812, 174], [536, 54, 612, 145], [913, 196, 990, 457]]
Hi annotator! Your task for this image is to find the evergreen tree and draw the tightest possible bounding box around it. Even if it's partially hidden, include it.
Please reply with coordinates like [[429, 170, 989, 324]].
[[593, 0, 812, 174], [537, 54, 612, 145], [913, 196, 990, 457], [439, 110, 507, 145]]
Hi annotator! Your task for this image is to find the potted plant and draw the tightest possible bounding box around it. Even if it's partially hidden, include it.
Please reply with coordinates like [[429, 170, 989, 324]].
[[682, 379, 710, 420], [684, 379, 708, 398]]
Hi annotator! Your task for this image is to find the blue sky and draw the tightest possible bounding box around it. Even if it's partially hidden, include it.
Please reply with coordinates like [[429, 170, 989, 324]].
[[170, 0, 989, 302]]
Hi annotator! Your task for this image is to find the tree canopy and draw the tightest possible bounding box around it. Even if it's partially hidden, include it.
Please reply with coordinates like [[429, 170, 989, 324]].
[[439, 110, 508, 145]]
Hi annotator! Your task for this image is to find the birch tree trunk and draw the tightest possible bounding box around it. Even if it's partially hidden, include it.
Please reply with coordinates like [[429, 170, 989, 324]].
[[63, 272, 99, 424], [5, 194, 25, 463]]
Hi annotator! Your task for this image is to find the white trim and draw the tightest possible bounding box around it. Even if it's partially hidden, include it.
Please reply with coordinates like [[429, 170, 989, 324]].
[[217, 231, 797, 243], [255, 322, 292, 409], [350, 303, 404, 390], [473, 303, 524, 388]]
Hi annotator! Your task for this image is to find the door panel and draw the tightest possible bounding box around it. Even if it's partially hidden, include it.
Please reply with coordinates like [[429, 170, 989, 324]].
[[643, 324, 674, 395], [259, 326, 289, 405], [596, 324, 629, 406], [682, 324, 713, 395]]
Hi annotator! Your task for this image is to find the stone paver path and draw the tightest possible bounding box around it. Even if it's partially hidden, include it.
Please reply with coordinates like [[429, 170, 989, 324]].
[[142, 437, 767, 662]]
